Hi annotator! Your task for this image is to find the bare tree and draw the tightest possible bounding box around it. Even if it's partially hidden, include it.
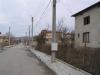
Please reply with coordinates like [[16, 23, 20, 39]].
[[35, 31, 46, 50], [57, 18, 75, 47], [70, 31, 75, 48], [57, 18, 69, 46]]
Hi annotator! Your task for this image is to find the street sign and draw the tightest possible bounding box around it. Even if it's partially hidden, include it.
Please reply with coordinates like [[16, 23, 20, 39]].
[[51, 43, 58, 51]]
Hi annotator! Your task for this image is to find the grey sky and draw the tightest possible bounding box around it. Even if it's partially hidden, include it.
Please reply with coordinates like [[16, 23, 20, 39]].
[[0, 0, 99, 36]]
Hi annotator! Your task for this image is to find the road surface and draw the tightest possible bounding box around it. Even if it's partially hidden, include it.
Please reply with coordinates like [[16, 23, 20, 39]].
[[0, 44, 56, 75]]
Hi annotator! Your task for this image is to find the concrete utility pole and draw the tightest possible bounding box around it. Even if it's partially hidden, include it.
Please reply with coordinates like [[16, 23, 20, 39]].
[[29, 25, 31, 46], [9, 26, 11, 46], [31, 17, 34, 46], [51, 0, 58, 62], [26, 32, 27, 45]]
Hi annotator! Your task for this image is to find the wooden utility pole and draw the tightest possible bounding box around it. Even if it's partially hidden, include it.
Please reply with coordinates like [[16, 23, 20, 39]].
[[51, 0, 57, 62]]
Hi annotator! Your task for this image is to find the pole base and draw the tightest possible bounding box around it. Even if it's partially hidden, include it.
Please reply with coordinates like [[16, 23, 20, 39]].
[[51, 51, 56, 63]]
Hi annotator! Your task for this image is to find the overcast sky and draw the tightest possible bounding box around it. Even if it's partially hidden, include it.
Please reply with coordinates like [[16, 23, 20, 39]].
[[0, 0, 99, 37]]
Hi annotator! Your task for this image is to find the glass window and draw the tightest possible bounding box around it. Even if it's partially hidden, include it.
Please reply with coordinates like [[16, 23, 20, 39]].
[[84, 16, 90, 25], [83, 32, 90, 43]]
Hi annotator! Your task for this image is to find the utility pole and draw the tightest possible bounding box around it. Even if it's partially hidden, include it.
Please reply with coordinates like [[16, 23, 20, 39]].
[[26, 32, 27, 45], [29, 25, 30, 46], [9, 26, 11, 46], [51, 0, 57, 62], [31, 17, 34, 46]]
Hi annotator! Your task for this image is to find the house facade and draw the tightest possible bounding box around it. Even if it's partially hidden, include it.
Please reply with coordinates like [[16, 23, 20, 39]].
[[0, 35, 9, 45], [40, 30, 62, 44], [72, 1, 100, 48]]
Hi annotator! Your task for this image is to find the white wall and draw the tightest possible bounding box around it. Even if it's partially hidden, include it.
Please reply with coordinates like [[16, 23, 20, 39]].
[[75, 6, 100, 48]]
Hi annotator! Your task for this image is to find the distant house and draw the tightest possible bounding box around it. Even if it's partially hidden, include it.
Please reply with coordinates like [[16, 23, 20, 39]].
[[0, 34, 9, 45], [40, 30, 75, 47], [40, 30, 62, 44], [72, 1, 100, 48], [0, 33, 15, 46]]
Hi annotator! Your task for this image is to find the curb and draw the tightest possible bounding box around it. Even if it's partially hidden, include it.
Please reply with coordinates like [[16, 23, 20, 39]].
[[29, 48, 57, 75]]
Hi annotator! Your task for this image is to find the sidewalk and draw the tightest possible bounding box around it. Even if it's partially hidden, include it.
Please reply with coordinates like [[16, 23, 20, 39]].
[[30, 48, 92, 75]]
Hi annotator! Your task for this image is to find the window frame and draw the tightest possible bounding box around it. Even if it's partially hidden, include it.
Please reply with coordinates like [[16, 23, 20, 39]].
[[83, 32, 90, 43], [84, 16, 90, 25], [78, 33, 80, 38]]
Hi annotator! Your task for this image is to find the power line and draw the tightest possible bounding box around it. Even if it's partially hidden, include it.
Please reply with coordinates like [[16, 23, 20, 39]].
[[61, 0, 73, 14], [35, 0, 52, 26], [58, 0, 74, 26]]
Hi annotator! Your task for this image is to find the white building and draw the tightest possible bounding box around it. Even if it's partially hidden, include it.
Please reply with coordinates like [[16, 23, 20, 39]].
[[72, 1, 100, 48]]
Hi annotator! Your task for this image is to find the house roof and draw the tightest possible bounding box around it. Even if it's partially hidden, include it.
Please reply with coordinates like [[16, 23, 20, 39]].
[[72, 1, 100, 17], [41, 30, 63, 34]]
